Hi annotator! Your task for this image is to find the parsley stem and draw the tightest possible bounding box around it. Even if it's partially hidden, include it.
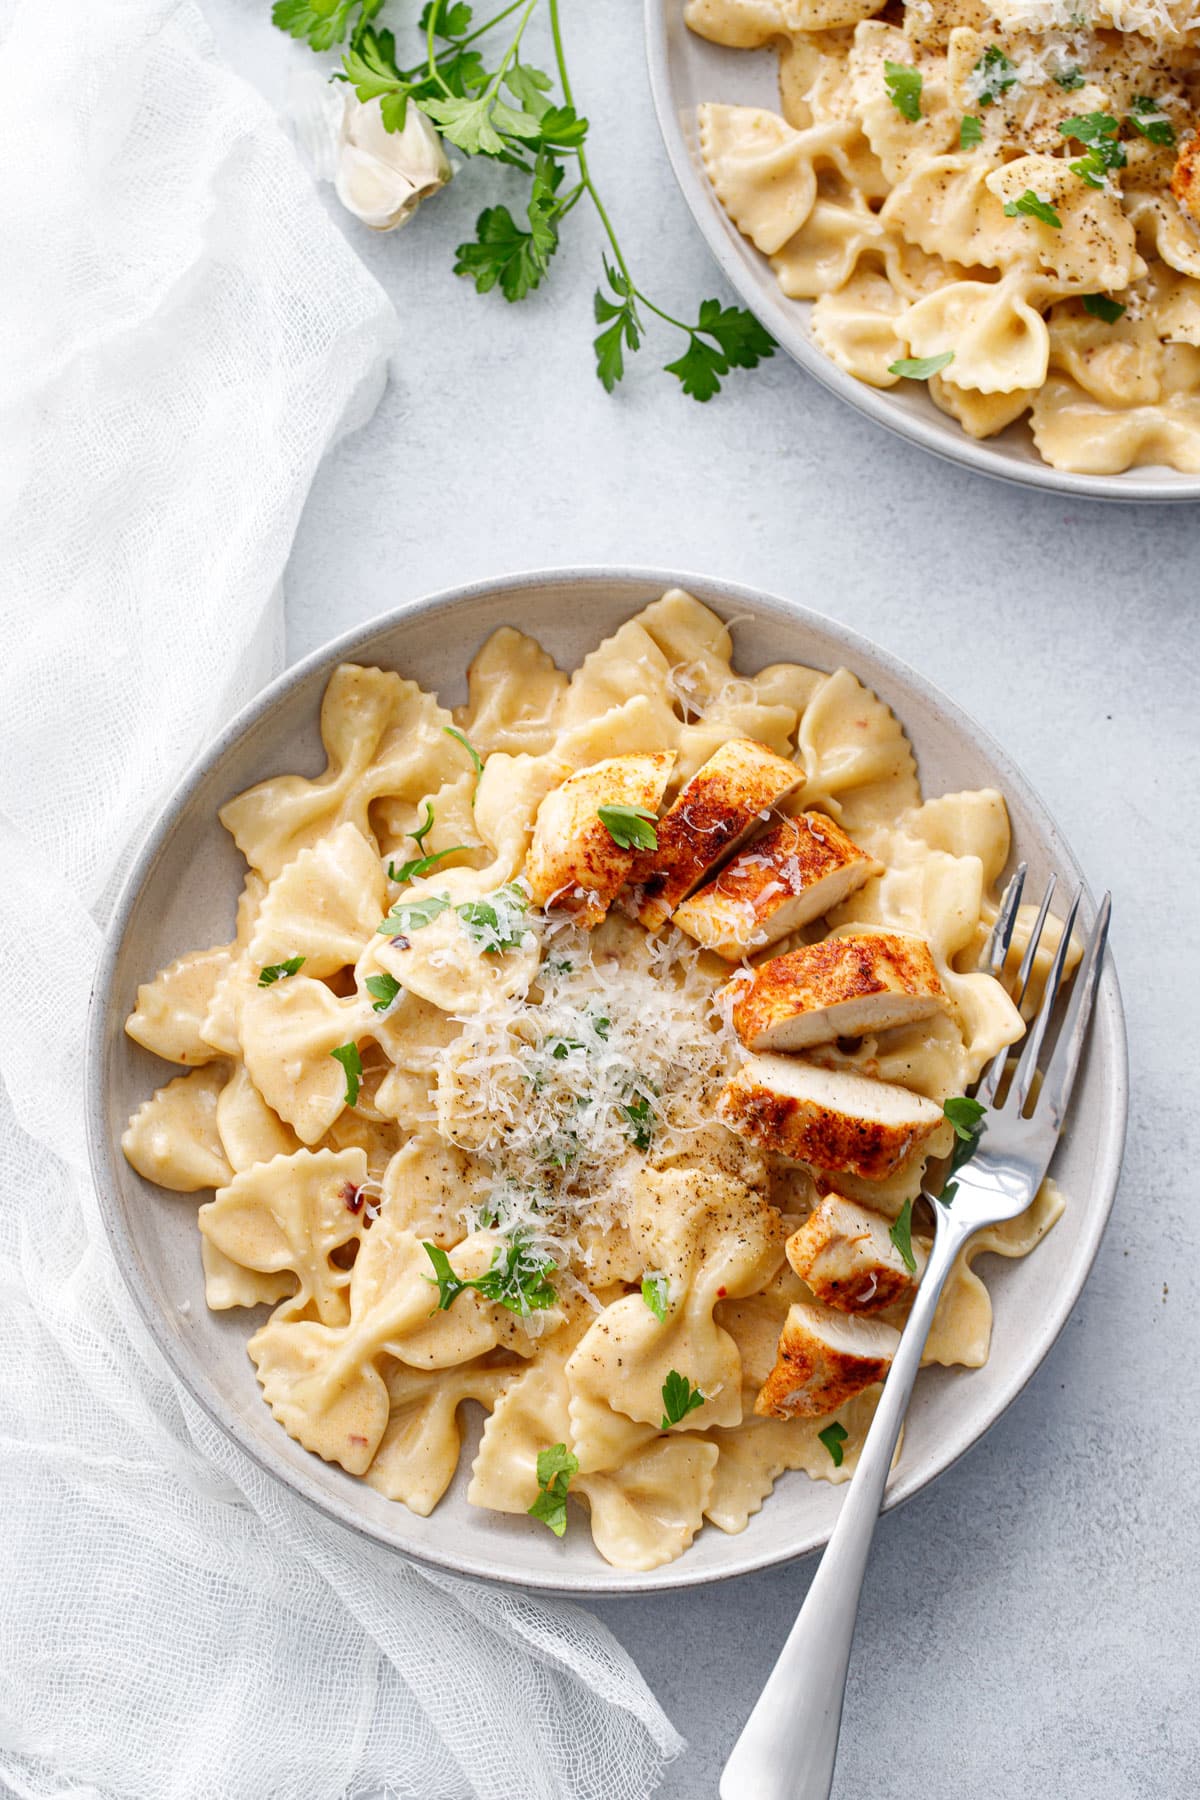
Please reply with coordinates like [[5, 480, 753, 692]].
[[456, 0, 528, 50], [483, 0, 539, 101], [426, 0, 445, 90]]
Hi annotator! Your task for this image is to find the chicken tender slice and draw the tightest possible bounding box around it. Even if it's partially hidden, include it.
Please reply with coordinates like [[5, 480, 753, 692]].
[[672, 811, 880, 960], [755, 1302, 900, 1419], [631, 738, 804, 931], [716, 1054, 944, 1179], [729, 930, 948, 1053], [786, 1192, 927, 1314], [1173, 137, 1199, 225], [525, 751, 676, 926]]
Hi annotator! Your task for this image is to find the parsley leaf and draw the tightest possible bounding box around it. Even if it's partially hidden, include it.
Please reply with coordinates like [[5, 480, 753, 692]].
[[1059, 114, 1125, 188], [331, 1042, 363, 1107], [1128, 96, 1176, 147], [960, 114, 983, 149], [661, 1370, 706, 1429], [388, 845, 469, 883], [527, 1441, 578, 1537], [622, 1093, 656, 1153], [273, 0, 366, 54], [443, 725, 484, 790], [365, 972, 402, 1013], [889, 1198, 917, 1274], [1003, 190, 1062, 229], [411, 802, 436, 851], [888, 350, 955, 379], [456, 884, 530, 953], [423, 1234, 558, 1315], [973, 46, 1017, 107], [593, 260, 643, 393], [641, 1273, 670, 1323], [420, 0, 473, 36], [455, 201, 552, 302], [504, 61, 552, 116], [883, 61, 923, 124], [377, 892, 452, 936], [597, 802, 658, 851], [818, 1421, 849, 1467], [1054, 66, 1084, 91], [258, 956, 305, 986], [343, 27, 412, 132], [940, 1094, 987, 1205], [664, 299, 776, 402], [1082, 293, 1126, 323], [423, 1240, 469, 1310]]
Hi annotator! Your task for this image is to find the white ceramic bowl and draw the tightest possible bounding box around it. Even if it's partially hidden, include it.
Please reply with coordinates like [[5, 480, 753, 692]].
[[644, 1, 1200, 503], [87, 569, 1128, 1594]]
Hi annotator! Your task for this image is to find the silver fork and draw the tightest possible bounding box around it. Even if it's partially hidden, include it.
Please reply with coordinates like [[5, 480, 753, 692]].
[[720, 869, 1112, 1800]]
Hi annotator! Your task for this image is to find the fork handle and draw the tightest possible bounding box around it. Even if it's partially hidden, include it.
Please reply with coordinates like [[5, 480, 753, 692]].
[[719, 1208, 970, 1800]]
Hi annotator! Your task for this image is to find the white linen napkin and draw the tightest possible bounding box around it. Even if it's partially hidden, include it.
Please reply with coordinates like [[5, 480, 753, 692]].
[[0, 3, 683, 1796]]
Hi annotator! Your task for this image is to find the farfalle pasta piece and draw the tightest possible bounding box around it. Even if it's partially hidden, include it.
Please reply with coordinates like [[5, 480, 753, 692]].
[[219, 664, 458, 880], [796, 666, 919, 826], [248, 822, 387, 978], [984, 156, 1143, 293], [370, 771, 480, 870], [899, 267, 1056, 394], [121, 1064, 232, 1192], [379, 1135, 486, 1246], [1030, 370, 1200, 472], [928, 372, 1035, 437], [566, 1168, 785, 1466], [240, 975, 367, 1144], [374, 878, 540, 1015], [215, 1062, 300, 1172], [1127, 192, 1200, 281], [200, 1239, 296, 1311], [771, 191, 890, 297], [580, 1438, 720, 1571], [125, 944, 231, 1066], [811, 268, 907, 385], [198, 1147, 369, 1326], [455, 627, 567, 756], [847, 23, 960, 186], [700, 106, 886, 256], [881, 153, 1032, 272], [365, 1354, 517, 1514], [704, 1384, 882, 1532], [197, 873, 268, 1058], [779, 30, 859, 128], [250, 1213, 558, 1474], [686, 0, 886, 47], [1047, 300, 1165, 408]]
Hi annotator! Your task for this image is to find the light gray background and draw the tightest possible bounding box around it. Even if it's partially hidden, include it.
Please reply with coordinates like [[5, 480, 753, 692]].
[[212, 4, 1198, 1794]]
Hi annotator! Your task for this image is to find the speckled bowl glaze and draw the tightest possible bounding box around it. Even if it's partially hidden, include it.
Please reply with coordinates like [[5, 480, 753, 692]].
[[87, 569, 1128, 1593], [644, 1, 1200, 503]]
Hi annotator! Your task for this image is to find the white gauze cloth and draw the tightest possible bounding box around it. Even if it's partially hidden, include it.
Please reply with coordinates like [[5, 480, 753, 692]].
[[0, 3, 683, 1797]]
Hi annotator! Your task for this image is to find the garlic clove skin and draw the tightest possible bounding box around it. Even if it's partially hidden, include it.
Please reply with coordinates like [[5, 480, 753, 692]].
[[334, 95, 452, 232]]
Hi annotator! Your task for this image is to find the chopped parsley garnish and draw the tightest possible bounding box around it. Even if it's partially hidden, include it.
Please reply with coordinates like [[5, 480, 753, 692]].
[[1128, 96, 1176, 148], [443, 725, 484, 791], [661, 1369, 705, 1429], [883, 61, 923, 124], [1059, 114, 1125, 189], [365, 972, 402, 1013], [622, 1093, 656, 1152], [257, 956, 305, 986], [940, 1094, 987, 1205], [1053, 66, 1084, 91], [597, 803, 659, 851], [409, 800, 436, 852], [818, 1420, 849, 1467], [456, 882, 530, 953], [527, 1442, 578, 1537], [388, 845, 470, 884], [888, 350, 955, 380], [972, 46, 1017, 108], [960, 114, 983, 149], [1082, 293, 1126, 324], [330, 1041, 362, 1106], [377, 892, 453, 936], [423, 1235, 558, 1316], [889, 1198, 917, 1274], [641, 1273, 670, 1323], [1003, 191, 1062, 229]]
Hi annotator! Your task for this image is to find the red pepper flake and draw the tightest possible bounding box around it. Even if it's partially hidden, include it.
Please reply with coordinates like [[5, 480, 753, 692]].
[[716, 1286, 727, 1298], [348, 1434, 368, 1446], [389, 934, 411, 951], [341, 1181, 365, 1214]]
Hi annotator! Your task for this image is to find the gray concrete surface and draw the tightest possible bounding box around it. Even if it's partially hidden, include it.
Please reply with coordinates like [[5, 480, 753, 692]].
[[214, 3, 1199, 1793]]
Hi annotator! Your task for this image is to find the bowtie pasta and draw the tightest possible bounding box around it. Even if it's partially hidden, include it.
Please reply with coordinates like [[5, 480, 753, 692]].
[[121, 592, 1066, 1572], [688, 0, 1200, 473]]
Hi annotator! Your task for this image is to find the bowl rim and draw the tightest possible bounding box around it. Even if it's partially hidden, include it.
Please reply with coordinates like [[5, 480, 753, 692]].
[[86, 564, 1129, 1594], [642, 0, 1200, 505]]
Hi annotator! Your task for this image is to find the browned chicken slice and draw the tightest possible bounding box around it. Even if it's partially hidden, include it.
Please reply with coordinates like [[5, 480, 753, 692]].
[[728, 931, 948, 1053], [672, 811, 880, 960], [526, 751, 676, 926], [716, 1054, 944, 1180], [1172, 136, 1199, 224], [755, 1303, 899, 1419], [630, 738, 804, 931], [786, 1192, 927, 1314]]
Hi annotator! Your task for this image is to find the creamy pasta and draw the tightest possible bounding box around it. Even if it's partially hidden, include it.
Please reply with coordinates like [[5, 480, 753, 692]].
[[687, 0, 1200, 474], [121, 592, 1064, 1571]]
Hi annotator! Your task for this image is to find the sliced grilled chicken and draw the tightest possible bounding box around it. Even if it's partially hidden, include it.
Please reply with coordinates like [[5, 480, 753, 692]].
[[786, 1192, 927, 1314], [631, 738, 804, 931], [1172, 136, 1199, 224], [728, 930, 948, 1053], [755, 1302, 900, 1419], [526, 750, 676, 926], [716, 1054, 944, 1180], [672, 811, 880, 960]]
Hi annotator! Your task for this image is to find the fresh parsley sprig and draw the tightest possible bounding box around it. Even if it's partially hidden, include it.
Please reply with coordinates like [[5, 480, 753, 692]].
[[365, 971, 403, 1012], [940, 1093, 986, 1205], [258, 956, 306, 986], [597, 802, 658, 851], [883, 61, 922, 124], [660, 1369, 705, 1429], [423, 1233, 558, 1315], [889, 1197, 917, 1274], [888, 350, 955, 380], [527, 1442, 578, 1536], [1003, 190, 1062, 229], [641, 1272, 670, 1323], [273, 0, 775, 399], [331, 1041, 363, 1105]]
